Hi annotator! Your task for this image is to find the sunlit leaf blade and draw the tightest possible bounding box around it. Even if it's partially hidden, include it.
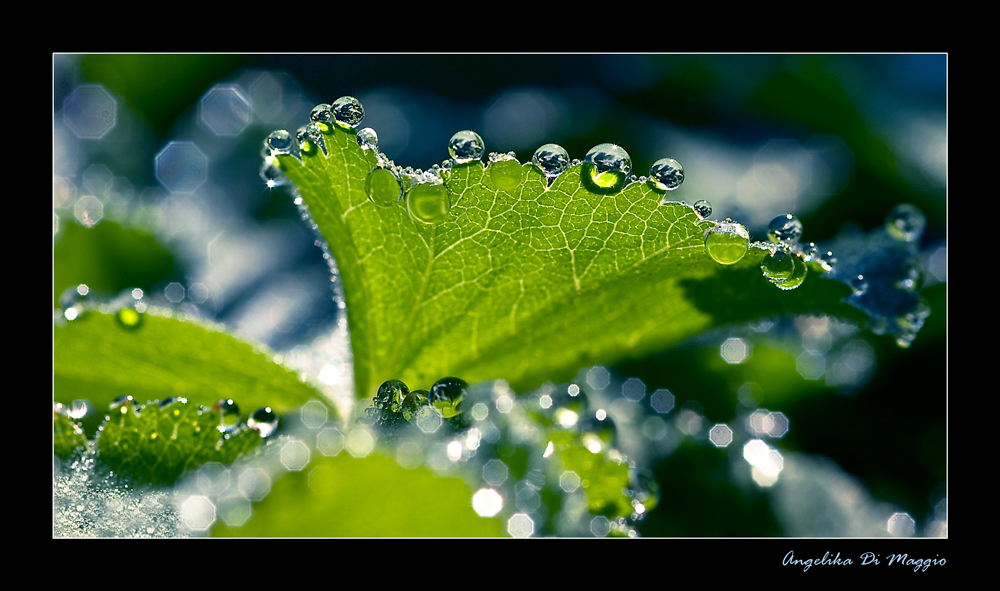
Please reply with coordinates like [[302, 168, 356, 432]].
[[278, 124, 867, 400], [211, 453, 504, 537], [53, 310, 327, 419]]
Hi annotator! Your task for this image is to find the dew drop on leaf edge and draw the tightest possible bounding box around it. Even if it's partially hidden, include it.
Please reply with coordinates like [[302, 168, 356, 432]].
[[356, 127, 378, 150], [767, 213, 804, 245], [885, 203, 926, 243], [582, 143, 631, 194], [248, 407, 278, 437], [760, 249, 795, 284], [448, 130, 486, 164], [214, 399, 240, 433], [265, 130, 293, 155], [488, 158, 524, 191], [648, 157, 684, 191], [692, 200, 712, 219], [366, 167, 402, 206], [775, 255, 807, 290], [406, 181, 450, 225], [532, 143, 570, 179], [331, 96, 364, 129], [704, 221, 750, 265]]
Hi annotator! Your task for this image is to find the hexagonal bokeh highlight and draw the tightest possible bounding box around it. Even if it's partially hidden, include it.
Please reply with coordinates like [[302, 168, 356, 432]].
[[316, 426, 345, 456], [482, 459, 508, 486], [586, 366, 610, 390], [709, 423, 733, 447], [164, 282, 185, 303], [155, 141, 208, 193], [299, 400, 329, 429], [649, 389, 675, 414], [472, 488, 503, 517], [199, 84, 252, 136], [590, 515, 611, 537], [559, 470, 581, 492], [507, 513, 534, 538], [887, 512, 916, 537], [345, 427, 375, 458], [180, 495, 216, 531], [279, 439, 311, 471], [74, 195, 103, 227], [238, 467, 271, 501], [621, 377, 646, 401], [720, 337, 751, 364], [62, 84, 117, 139]]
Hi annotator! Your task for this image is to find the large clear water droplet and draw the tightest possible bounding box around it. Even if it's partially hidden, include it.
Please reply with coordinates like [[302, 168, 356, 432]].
[[448, 130, 485, 164], [582, 143, 631, 194], [532, 143, 570, 179], [402, 389, 429, 422], [406, 179, 450, 225], [767, 213, 804, 244], [488, 156, 524, 191], [761, 249, 795, 285], [885, 203, 926, 243], [296, 123, 326, 156], [331, 96, 364, 129], [214, 399, 240, 433], [776, 255, 807, 290], [248, 407, 278, 437], [309, 103, 334, 132], [704, 220, 750, 265], [429, 376, 468, 420], [366, 167, 402, 206], [692, 200, 712, 219], [356, 127, 378, 150], [265, 130, 294, 155], [648, 157, 684, 191]]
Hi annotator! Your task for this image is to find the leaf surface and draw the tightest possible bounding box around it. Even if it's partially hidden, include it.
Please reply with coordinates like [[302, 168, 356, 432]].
[[278, 123, 866, 399]]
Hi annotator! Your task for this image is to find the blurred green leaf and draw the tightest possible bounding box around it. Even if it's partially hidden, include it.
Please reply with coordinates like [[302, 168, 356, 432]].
[[53, 310, 326, 420], [212, 452, 504, 537], [54, 220, 177, 308]]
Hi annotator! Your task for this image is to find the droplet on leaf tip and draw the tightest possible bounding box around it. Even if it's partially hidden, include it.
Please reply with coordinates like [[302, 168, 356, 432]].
[[448, 130, 485, 164], [648, 157, 684, 191], [331, 96, 364, 129], [704, 220, 750, 265], [581, 143, 631, 194]]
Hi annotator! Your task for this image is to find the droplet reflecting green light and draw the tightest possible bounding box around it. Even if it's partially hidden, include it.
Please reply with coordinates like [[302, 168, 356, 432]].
[[365, 167, 402, 206], [406, 182, 450, 225], [489, 158, 524, 191], [704, 221, 750, 265]]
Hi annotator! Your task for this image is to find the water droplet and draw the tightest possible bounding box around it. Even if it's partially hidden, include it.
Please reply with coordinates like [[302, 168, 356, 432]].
[[402, 389, 429, 422], [158, 397, 186, 409], [579, 411, 617, 453], [248, 407, 278, 437], [116, 307, 142, 329], [885, 203, 926, 243], [365, 167, 402, 206], [692, 200, 712, 219], [264, 130, 294, 155], [488, 157, 524, 191], [296, 123, 326, 156], [799, 241, 817, 262], [429, 377, 468, 420], [331, 96, 364, 129], [767, 213, 803, 244], [849, 274, 869, 296], [356, 127, 378, 150], [582, 143, 631, 194], [406, 179, 450, 225], [448, 130, 485, 164], [309, 103, 334, 132], [214, 399, 240, 433], [775, 255, 808, 290], [817, 249, 837, 272], [109, 395, 134, 412], [259, 156, 288, 188], [532, 143, 570, 179], [648, 157, 684, 191], [761, 249, 795, 285], [704, 220, 750, 265]]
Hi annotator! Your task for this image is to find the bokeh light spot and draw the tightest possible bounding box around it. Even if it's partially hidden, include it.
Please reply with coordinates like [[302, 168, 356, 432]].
[[180, 495, 216, 531], [155, 141, 208, 193], [621, 377, 646, 401], [199, 84, 252, 136], [649, 389, 675, 414], [279, 439, 311, 471], [483, 459, 508, 486], [887, 512, 916, 537], [316, 427, 344, 456], [720, 337, 751, 364], [559, 470, 581, 492], [586, 366, 610, 390], [709, 423, 733, 447], [62, 84, 117, 139], [507, 513, 534, 538], [74, 195, 103, 227], [472, 488, 503, 517]]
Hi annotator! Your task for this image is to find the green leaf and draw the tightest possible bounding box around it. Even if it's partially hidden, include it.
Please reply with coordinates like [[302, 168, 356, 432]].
[[97, 398, 265, 486], [53, 309, 327, 420], [276, 123, 867, 399], [211, 453, 504, 537], [53, 409, 89, 460]]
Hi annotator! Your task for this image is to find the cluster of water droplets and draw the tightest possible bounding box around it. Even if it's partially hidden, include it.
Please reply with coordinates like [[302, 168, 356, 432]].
[[361, 375, 667, 537], [260, 96, 716, 235], [820, 204, 932, 348]]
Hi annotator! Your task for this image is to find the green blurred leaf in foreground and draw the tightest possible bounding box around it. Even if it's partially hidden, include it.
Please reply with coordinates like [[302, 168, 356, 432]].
[[212, 453, 504, 537], [275, 115, 866, 400], [53, 309, 326, 420]]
